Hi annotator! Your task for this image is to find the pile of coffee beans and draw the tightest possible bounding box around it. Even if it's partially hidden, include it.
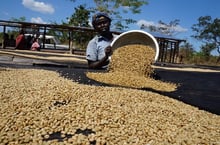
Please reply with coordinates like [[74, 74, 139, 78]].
[[87, 44, 177, 92], [0, 68, 219, 144]]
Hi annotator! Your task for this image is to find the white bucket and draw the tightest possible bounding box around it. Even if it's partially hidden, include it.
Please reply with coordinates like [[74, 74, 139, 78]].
[[111, 30, 159, 61]]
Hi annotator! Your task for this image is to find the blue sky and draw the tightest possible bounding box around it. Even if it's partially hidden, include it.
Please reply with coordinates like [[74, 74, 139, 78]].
[[0, 0, 220, 53]]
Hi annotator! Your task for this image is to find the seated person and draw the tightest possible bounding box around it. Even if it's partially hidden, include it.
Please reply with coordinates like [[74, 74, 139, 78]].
[[31, 38, 40, 51]]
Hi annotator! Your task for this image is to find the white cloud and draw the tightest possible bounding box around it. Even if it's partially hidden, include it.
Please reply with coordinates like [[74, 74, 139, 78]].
[[122, 6, 130, 11], [172, 25, 188, 32], [30, 17, 46, 24], [137, 19, 155, 27], [3, 11, 9, 16], [22, 0, 54, 14], [137, 19, 188, 33]]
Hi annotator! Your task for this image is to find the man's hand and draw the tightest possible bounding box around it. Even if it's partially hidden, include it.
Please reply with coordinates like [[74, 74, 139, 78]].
[[105, 46, 113, 56]]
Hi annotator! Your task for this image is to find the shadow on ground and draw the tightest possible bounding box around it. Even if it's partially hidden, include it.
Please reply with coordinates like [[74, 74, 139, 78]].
[[54, 65, 220, 115], [1, 62, 220, 115], [151, 69, 220, 115]]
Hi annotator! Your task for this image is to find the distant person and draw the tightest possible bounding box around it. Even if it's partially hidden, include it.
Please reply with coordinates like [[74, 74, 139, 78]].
[[15, 29, 26, 50], [31, 37, 40, 51], [179, 55, 184, 64], [9, 34, 16, 47], [26, 35, 33, 49], [3, 33, 9, 48], [86, 12, 118, 69]]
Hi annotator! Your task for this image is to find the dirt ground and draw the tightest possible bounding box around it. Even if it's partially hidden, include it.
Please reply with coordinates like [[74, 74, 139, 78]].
[[0, 49, 220, 115]]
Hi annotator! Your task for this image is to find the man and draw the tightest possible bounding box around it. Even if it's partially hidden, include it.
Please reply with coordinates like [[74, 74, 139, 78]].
[[86, 12, 117, 69]]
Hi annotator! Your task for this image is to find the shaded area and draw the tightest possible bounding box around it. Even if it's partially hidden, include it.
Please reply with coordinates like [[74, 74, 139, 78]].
[[42, 129, 96, 143], [153, 69, 220, 115], [75, 128, 96, 136], [42, 131, 73, 142]]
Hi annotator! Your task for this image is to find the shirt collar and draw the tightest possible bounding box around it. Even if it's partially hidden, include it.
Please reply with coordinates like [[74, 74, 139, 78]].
[[97, 35, 107, 42], [97, 34, 115, 42]]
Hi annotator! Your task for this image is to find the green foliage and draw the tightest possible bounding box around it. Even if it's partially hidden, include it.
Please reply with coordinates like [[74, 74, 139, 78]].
[[178, 41, 220, 65], [179, 41, 195, 61], [178, 48, 220, 65], [93, 0, 147, 13], [69, 0, 148, 30], [189, 51, 219, 65], [65, 0, 149, 48], [200, 43, 216, 60], [6, 17, 27, 33], [9, 16, 26, 22], [67, 5, 90, 27], [65, 5, 94, 50], [0, 17, 22, 42], [94, 0, 148, 30], [191, 16, 220, 55]]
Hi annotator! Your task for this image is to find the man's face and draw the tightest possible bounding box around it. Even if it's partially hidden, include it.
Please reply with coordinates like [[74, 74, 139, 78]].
[[94, 18, 110, 33]]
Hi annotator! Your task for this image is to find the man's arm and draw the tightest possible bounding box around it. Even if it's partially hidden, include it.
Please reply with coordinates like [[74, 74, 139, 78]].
[[87, 46, 112, 69], [87, 55, 109, 69]]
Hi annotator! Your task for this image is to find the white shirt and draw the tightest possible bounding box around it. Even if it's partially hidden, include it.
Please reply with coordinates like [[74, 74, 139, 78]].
[[86, 34, 118, 68]]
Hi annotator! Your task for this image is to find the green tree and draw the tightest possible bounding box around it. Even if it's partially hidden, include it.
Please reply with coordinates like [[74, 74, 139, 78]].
[[64, 5, 94, 50], [191, 16, 220, 58], [67, 5, 90, 27], [8, 17, 26, 33], [69, 0, 148, 30], [9, 16, 26, 22], [200, 43, 216, 61], [0, 17, 26, 43], [179, 41, 195, 62]]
